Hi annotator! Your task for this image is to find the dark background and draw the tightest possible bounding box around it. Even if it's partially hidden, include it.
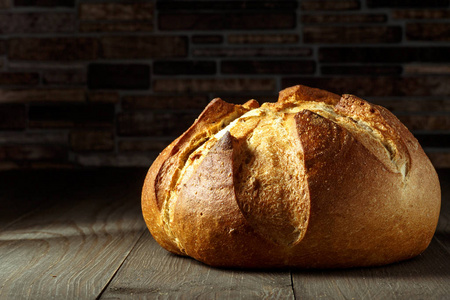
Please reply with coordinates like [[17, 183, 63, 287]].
[[0, 0, 449, 170]]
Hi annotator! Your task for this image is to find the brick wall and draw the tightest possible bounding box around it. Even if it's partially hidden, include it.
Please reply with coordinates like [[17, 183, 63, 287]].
[[0, 0, 449, 169]]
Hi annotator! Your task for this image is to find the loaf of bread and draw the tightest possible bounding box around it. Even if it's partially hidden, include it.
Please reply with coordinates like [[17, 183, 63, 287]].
[[142, 85, 441, 268]]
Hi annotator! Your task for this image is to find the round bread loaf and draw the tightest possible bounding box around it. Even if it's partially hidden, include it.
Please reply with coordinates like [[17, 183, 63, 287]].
[[142, 85, 441, 268]]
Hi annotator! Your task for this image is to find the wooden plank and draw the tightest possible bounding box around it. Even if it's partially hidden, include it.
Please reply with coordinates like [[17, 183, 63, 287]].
[[292, 237, 450, 299], [0, 169, 148, 300], [100, 231, 294, 299]]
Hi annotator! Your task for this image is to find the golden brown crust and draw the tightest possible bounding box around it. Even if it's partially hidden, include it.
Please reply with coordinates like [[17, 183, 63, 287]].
[[142, 85, 441, 268]]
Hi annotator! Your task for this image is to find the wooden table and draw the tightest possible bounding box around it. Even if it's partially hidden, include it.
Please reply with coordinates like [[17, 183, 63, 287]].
[[0, 168, 448, 299]]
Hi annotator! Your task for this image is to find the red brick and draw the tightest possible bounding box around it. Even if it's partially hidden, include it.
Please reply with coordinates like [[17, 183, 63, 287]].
[[301, 14, 386, 24], [118, 139, 171, 152], [393, 9, 450, 19], [70, 130, 114, 152], [79, 3, 153, 21], [9, 38, 98, 61], [0, 104, 26, 129], [122, 95, 208, 110], [193, 47, 311, 57], [88, 91, 120, 103], [153, 78, 276, 93], [404, 64, 450, 74], [159, 13, 295, 30], [304, 26, 402, 44], [406, 23, 450, 41], [228, 34, 299, 44], [0, 72, 39, 85], [301, 0, 360, 10], [0, 13, 76, 33], [221, 60, 315, 74], [79, 22, 153, 33], [282, 76, 450, 97], [100, 36, 187, 59], [43, 69, 86, 85], [117, 112, 197, 137], [0, 89, 85, 103]]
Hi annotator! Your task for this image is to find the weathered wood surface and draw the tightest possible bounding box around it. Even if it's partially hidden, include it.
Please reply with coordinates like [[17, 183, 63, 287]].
[[0, 169, 148, 300], [99, 230, 294, 300], [0, 168, 448, 300]]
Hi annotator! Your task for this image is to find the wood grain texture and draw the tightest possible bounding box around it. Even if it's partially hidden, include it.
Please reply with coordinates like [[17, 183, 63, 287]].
[[99, 231, 295, 299], [0, 169, 148, 300]]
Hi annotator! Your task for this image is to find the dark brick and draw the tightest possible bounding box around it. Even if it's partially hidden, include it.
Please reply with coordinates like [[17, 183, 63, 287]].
[[0, 132, 67, 144], [0, 72, 39, 85], [159, 13, 295, 30], [0, 104, 26, 129], [0, 0, 10, 8], [427, 152, 450, 168], [14, 0, 74, 7], [153, 78, 276, 93], [193, 47, 312, 57], [157, 1, 297, 10], [304, 26, 402, 44], [415, 134, 450, 148], [393, 10, 450, 19], [406, 23, 450, 41], [122, 95, 209, 110], [372, 98, 450, 112], [154, 61, 216, 75], [228, 34, 299, 44], [88, 64, 150, 90], [282, 76, 450, 97], [321, 65, 402, 75], [397, 115, 450, 131], [9, 38, 98, 61], [0, 40, 5, 55], [88, 91, 119, 103], [0, 89, 85, 103], [192, 35, 223, 44], [404, 64, 450, 74], [100, 36, 187, 59], [79, 22, 153, 33], [70, 130, 114, 152], [222, 60, 315, 74], [0, 145, 67, 162], [319, 47, 450, 63], [119, 140, 171, 152], [29, 104, 115, 128], [117, 112, 197, 137], [301, 0, 360, 11], [367, 0, 449, 8], [0, 13, 76, 34], [301, 14, 387, 24], [79, 3, 153, 21], [43, 69, 86, 85]]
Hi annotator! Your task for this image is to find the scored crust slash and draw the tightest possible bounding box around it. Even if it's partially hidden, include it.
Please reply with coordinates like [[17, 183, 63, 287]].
[[141, 84, 441, 268]]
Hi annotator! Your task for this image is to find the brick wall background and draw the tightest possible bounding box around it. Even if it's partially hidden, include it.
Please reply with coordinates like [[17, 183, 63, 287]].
[[0, 0, 449, 169]]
